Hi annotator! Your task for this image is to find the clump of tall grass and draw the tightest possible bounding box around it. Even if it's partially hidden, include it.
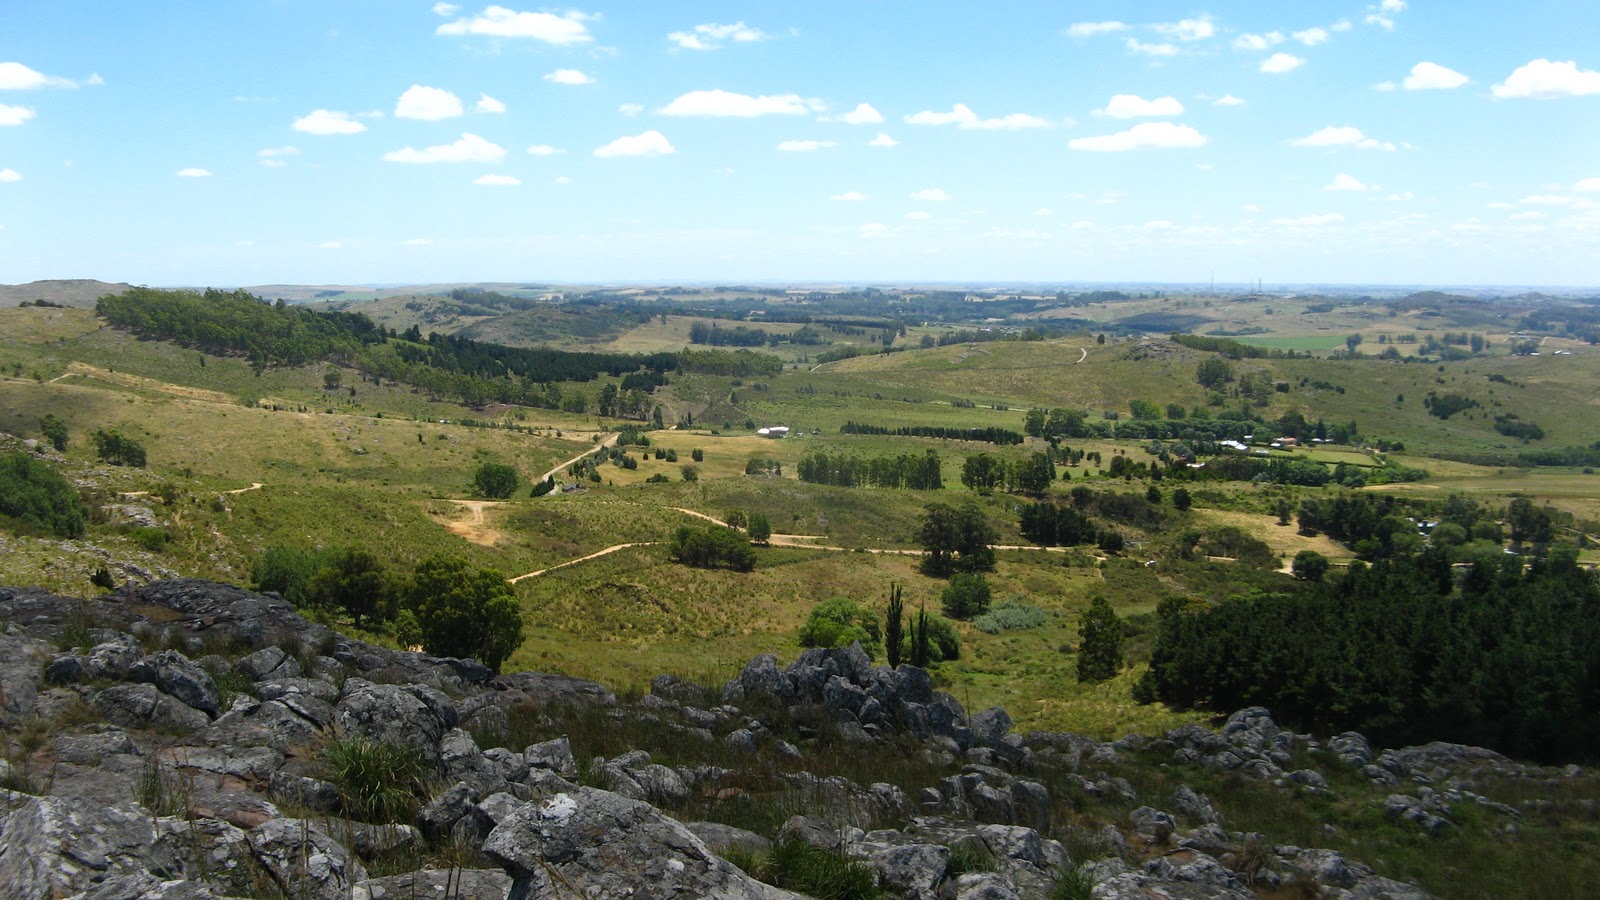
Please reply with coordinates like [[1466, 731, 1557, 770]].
[[320, 738, 430, 823]]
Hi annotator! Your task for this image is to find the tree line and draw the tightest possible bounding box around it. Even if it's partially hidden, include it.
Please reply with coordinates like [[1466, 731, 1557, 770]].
[[796, 450, 944, 490], [840, 421, 1024, 446]]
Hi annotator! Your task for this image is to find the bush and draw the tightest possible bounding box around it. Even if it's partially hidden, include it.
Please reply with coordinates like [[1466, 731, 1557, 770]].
[[129, 526, 170, 552], [902, 611, 961, 664], [92, 429, 147, 467], [799, 598, 882, 658], [747, 511, 772, 544], [972, 597, 1048, 634], [0, 452, 86, 537], [760, 840, 882, 900], [941, 573, 992, 619], [473, 462, 519, 499], [668, 525, 754, 572], [39, 414, 68, 451], [251, 545, 335, 607], [1292, 550, 1330, 582], [405, 554, 524, 673], [321, 738, 430, 823], [1077, 596, 1123, 683]]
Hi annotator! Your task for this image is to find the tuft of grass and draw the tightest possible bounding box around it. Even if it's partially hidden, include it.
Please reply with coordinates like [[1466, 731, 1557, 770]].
[[136, 757, 190, 817], [743, 840, 884, 900], [320, 738, 430, 823], [1050, 867, 1094, 900]]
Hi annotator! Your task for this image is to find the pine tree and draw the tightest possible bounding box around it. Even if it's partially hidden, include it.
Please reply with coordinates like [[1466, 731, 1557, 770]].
[[1077, 596, 1123, 683], [885, 584, 904, 668]]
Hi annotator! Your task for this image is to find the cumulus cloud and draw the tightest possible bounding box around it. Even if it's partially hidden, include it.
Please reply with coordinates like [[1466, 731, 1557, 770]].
[[660, 89, 814, 117], [1233, 32, 1284, 50], [258, 146, 299, 167], [1154, 17, 1215, 41], [830, 191, 865, 201], [1575, 177, 1600, 193], [1260, 53, 1306, 74], [1035, 208, 1054, 216], [475, 93, 506, 113], [1068, 121, 1206, 152], [1492, 59, 1600, 99], [667, 22, 769, 51], [544, 68, 594, 86], [0, 168, 22, 182], [593, 130, 675, 158], [474, 173, 520, 185], [1294, 27, 1330, 46], [1126, 38, 1179, 57], [836, 102, 883, 124], [396, 85, 464, 120], [867, 132, 898, 147], [526, 144, 562, 155], [618, 103, 644, 117], [431, 3, 459, 16], [176, 168, 212, 178], [1273, 213, 1344, 226], [904, 103, 1051, 129], [859, 222, 895, 239], [292, 109, 366, 135], [1404, 61, 1469, 90], [778, 139, 837, 152], [436, 7, 594, 44], [382, 133, 506, 163], [1065, 21, 1128, 38], [1100, 94, 1184, 118], [1325, 173, 1370, 191], [0, 104, 36, 126], [0, 62, 77, 90], [1289, 126, 1395, 150], [553, 175, 571, 184], [910, 188, 950, 201], [1213, 94, 1246, 106]]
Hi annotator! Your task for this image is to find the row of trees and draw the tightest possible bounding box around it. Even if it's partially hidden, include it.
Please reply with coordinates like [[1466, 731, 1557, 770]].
[[796, 450, 943, 490], [668, 525, 756, 572], [840, 421, 1024, 446]]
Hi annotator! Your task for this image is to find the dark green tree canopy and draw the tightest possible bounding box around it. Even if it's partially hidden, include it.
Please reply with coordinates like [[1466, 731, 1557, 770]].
[[0, 453, 86, 538], [940, 573, 993, 620], [798, 598, 882, 658], [406, 554, 524, 673], [919, 500, 997, 576], [1077, 596, 1123, 684], [473, 462, 519, 499]]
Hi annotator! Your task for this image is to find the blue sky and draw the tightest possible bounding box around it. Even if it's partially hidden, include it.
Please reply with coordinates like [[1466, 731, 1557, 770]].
[[2, 1, 1598, 287]]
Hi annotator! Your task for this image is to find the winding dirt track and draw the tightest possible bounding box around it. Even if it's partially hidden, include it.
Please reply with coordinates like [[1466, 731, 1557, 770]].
[[538, 433, 619, 484]]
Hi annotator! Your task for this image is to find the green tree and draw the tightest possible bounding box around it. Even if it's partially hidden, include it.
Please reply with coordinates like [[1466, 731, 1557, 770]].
[[0, 453, 86, 537], [92, 429, 147, 467], [1292, 550, 1330, 582], [884, 584, 904, 668], [961, 453, 1005, 494], [919, 500, 997, 576], [39, 414, 68, 452], [405, 554, 524, 673], [724, 509, 748, 529], [473, 462, 519, 499], [899, 612, 960, 664], [910, 605, 932, 668], [798, 598, 882, 658], [747, 511, 772, 544], [1077, 595, 1123, 683], [307, 548, 391, 628], [1172, 487, 1192, 511], [251, 545, 335, 607], [1195, 358, 1234, 390], [941, 572, 992, 619]]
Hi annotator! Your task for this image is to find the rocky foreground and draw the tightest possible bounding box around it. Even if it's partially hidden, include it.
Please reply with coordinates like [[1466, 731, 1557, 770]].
[[0, 580, 1579, 899]]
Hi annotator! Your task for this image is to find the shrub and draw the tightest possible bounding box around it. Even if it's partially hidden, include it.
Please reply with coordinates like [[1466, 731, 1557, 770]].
[[405, 554, 524, 673], [321, 738, 430, 822], [972, 597, 1048, 634], [473, 462, 519, 499], [0, 452, 86, 537], [129, 526, 170, 552], [39, 414, 68, 451], [760, 840, 883, 900], [940, 573, 992, 619], [799, 598, 882, 658], [668, 525, 755, 572], [901, 611, 961, 664], [92, 429, 147, 467]]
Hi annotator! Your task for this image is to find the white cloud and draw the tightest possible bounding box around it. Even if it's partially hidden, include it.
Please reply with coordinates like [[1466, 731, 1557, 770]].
[[1144, 220, 1176, 231], [1521, 194, 1575, 206], [1213, 94, 1246, 106], [0, 104, 35, 126], [1289, 125, 1395, 150], [1126, 38, 1179, 57], [544, 68, 594, 86], [618, 103, 644, 117], [431, 3, 459, 16], [1294, 27, 1330, 46], [1273, 213, 1344, 226], [475, 93, 506, 113], [1260, 53, 1306, 74], [396, 85, 464, 120], [667, 22, 769, 51], [1332, 19, 1354, 31], [905, 211, 932, 221], [1492, 59, 1600, 99], [1575, 177, 1600, 193], [660, 89, 813, 117], [1366, 14, 1395, 30], [436, 7, 594, 44], [552, 175, 571, 184], [830, 191, 865, 201], [84, 73, 104, 86], [1374, 81, 1397, 92], [1511, 211, 1546, 221], [0, 62, 76, 90], [1065, 21, 1128, 38], [1404, 61, 1469, 90], [777, 139, 837, 152], [1233, 32, 1284, 50], [1155, 17, 1215, 41], [904, 103, 1050, 130], [292, 109, 366, 135], [1241, 203, 1261, 213], [867, 132, 898, 147], [473, 173, 521, 186], [594, 130, 675, 158], [1385, 192, 1414, 202], [1325, 173, 1369, 191], [910, 188, 950, 201], [177, 168, 212, 178], [859, 222, 895, 239], [526, 144, 562, 156], [0, 168, 21, 182], [837, 102, 883, 125], [383, 133, 506, 163], [258, 146, 299, 167], [1068, 121, 1207, 152], [1381, 0, 1406, 11], [1100, 94, 1184, 118]]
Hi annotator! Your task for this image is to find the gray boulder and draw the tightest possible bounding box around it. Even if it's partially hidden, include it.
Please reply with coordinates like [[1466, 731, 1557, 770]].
[[0, 792, 159, 899], [523, 735, 578, 779], [722, 653, 795, 704], [868, 843, 949, 896], [127, 650, 222, 717], [352, 869, 513, 900], [1129, 806, 1178, 843], [1170, 785, 1219, 825], [94, 683, 210, 734], [333, 680, 457, 766], [246, 817, 367, 900]]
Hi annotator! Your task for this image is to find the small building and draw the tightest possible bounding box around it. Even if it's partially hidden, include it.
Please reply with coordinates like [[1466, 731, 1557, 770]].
[[756, 425, 790, 438]]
